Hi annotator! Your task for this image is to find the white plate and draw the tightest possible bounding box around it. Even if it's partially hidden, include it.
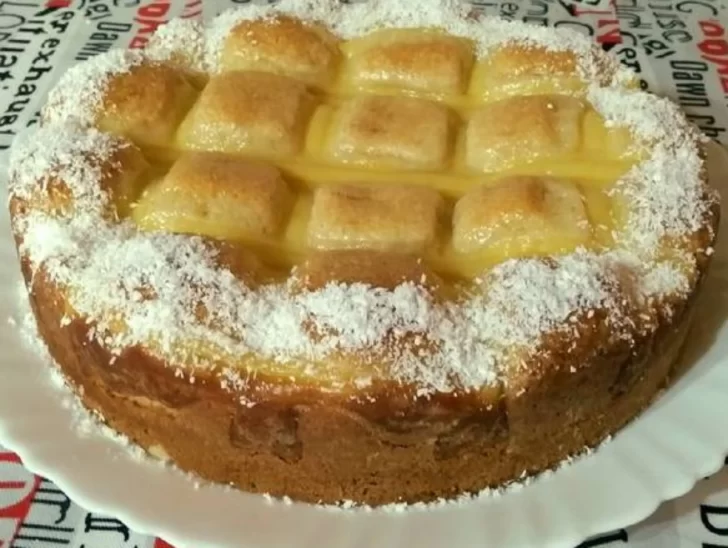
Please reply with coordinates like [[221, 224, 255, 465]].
[[0, 143, 727, 548]]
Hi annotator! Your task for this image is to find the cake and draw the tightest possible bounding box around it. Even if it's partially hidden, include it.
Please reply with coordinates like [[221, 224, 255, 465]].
[[6, 0, 721, 506]]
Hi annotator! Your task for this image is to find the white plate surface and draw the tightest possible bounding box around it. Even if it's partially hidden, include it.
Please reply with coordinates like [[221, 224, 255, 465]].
[[0, 144, 727, 548]]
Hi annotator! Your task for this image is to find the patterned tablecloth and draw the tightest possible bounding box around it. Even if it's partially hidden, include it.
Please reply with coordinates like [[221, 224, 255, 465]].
[[0, 1, 727, 546]]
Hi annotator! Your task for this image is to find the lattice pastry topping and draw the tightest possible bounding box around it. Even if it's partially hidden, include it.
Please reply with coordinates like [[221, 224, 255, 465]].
[[10, 0, 718, 393]]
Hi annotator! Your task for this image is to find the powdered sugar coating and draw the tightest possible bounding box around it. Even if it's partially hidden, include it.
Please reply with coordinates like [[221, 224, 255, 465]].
[[8, 0, 718, 396]]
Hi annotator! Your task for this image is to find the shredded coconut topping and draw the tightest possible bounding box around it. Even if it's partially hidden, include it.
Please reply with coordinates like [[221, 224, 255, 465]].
[[9, 125, 125, 214], [8, 0, 717, 397], [146, 18, 208, 73], [589, 88, 713, 253], [42, 50, 147, 129]]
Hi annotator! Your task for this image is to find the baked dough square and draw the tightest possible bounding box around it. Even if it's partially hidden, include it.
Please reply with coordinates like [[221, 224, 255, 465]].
[[464, 95, 583, 173], [308, 184, 443, 252], [97, 63, 197, 148], [323, 95, 452, 170], [132, 152, 291, 242], [470, 44, 582, 101], [345, 30, 472, 94], [220, 15, 340, 87], [176, 71, 315, 157], [452, 176, 591, 257]]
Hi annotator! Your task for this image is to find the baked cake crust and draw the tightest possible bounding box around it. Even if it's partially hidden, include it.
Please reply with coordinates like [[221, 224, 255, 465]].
[[8, 0, 721, 506], [21, 248, 714, 505]]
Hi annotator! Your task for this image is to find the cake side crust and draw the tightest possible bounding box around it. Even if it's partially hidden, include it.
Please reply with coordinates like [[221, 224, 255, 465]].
[[20, 233, 714, 505]]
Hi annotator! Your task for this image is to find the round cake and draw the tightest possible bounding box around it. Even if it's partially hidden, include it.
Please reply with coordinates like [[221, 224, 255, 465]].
[[7, 0, 721, 506]]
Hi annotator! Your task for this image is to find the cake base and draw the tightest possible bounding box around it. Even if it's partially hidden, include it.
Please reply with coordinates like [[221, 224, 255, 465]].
[[22, 256, 704, 506]]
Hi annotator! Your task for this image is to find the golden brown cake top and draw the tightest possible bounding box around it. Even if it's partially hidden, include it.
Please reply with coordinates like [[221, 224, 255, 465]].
[[7, 0, 720, 400]]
